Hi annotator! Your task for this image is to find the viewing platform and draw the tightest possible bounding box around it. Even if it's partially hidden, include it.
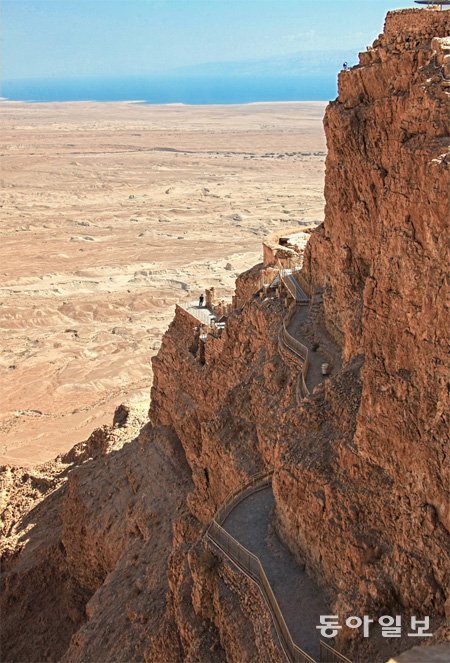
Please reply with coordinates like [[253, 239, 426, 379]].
[[177, 287, 233, 330], [177, 301, 217, 326]]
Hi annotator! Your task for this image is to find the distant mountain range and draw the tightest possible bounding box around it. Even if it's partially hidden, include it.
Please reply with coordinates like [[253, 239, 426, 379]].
[[168, 49, 358, 79], [2, 50, 359, 103]]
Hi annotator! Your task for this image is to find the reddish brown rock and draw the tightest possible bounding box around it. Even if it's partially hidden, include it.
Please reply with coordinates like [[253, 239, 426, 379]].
[[275, 8, 449, 661], [1, 9, 449, 663]]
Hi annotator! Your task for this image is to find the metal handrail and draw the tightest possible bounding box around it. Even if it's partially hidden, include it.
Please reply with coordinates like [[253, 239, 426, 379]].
[[282, 322, 309, 361], [206, 473, 351, 663], [280, 272, 309, 304], [320, 641, 352, 663], [278, 262, 309, 302], [207, 471, 316, 662], [207, 516, 316, 662], [213, 471, 273, 524], [281, 272, 298, 301], [279, 307, 311, 399], [276, 262, 312, 400], [206, 523, 316, 663]]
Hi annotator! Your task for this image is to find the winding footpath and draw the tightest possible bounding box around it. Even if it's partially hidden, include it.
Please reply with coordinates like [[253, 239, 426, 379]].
[[205, 272, 350, 662], [287, 303, 329, 394], [222, 487, 328, 661]]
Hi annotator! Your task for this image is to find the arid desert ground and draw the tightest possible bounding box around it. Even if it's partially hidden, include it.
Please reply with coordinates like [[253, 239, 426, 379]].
[[0, 101, 326, 465]]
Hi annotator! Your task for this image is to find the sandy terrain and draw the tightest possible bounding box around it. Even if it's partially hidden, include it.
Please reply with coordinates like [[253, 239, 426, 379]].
[[0, 100, 326, 466]]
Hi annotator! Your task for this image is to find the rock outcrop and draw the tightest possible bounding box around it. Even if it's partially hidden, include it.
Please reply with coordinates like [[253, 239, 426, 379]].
[[1, 8, 449, 663], [277, 0, 449, 623], [273, 8, 449, 659]]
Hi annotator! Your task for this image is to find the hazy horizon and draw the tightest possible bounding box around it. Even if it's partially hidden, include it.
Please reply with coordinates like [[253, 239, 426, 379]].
[[1, 48, 357, 103], [2, 0, 414, 104]]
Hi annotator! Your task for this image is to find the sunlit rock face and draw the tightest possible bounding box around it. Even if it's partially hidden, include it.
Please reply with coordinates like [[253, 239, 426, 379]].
[[1, 9, 449, 663], [274, 8, 449, 660]]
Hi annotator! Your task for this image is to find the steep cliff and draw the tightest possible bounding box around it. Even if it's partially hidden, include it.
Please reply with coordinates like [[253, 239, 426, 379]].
[[1, 8, 449, 663], [274, 7, 450, 659], [277, 0, 449, 596]]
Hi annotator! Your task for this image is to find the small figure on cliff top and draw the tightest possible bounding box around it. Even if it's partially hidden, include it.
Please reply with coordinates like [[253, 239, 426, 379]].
[[342, 61, 348, 71], [198, 294, 204, 308]]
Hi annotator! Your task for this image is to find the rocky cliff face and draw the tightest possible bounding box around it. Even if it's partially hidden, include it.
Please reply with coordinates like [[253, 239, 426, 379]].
[[274, 7, 450, 658], [1, 8, 449, 663], [281, 0, 449, 596]]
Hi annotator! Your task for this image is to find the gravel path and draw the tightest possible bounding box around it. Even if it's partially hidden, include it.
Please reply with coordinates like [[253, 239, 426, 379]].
[[223, 487, 329, 660], [288, 304, 329, 392]]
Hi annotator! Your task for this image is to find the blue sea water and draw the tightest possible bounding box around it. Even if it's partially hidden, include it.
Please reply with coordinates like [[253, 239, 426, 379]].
[[1, 74, 337, 104]]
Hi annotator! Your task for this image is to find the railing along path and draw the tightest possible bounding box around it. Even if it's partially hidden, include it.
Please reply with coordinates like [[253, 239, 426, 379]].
[[277, 266, 311, 399], [320, 641, 352, 663], [206, 472, 315, 663], [280, 269, 309, 304], [205, 472, 350, 663]]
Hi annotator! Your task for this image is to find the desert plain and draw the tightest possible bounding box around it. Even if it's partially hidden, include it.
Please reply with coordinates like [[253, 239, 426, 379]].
[[0, 100, 326, 465]]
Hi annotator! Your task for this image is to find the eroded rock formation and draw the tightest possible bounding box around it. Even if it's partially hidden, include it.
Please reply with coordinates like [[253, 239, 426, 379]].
[[1, 8, 449, 663], [276, 6, 450, 650]]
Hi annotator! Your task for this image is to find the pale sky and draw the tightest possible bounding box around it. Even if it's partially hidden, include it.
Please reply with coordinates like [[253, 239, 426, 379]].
[[2, 0, 414, 81]]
